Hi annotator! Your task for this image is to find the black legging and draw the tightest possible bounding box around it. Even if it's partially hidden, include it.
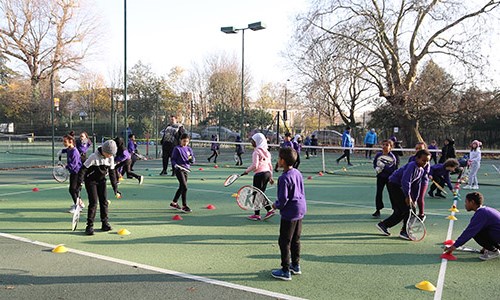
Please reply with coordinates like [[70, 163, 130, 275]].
[[116, 159, 141, 180], [381, 182, 411, 232], [337, 149, 351, 164], [208, 150, 218, 163], [161, 142, 174, 174], [69, 173, 81, 204], [474, 229, 500, 251], [253, 171, 272, 216], [85, 179, 109, 226], [173, 168, 188, 206], [375, 175, 389, 211], [429, 176, 446, 195]]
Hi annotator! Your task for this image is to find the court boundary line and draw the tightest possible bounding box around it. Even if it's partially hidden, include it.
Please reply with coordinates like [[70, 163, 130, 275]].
[[0, 232, 306, 300]]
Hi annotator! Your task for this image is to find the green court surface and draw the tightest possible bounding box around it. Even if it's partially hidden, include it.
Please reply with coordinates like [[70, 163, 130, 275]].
[[0, 159, 499, 299]]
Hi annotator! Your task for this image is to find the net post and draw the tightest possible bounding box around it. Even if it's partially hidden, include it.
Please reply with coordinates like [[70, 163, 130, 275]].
[[321, 147, 326, 172]]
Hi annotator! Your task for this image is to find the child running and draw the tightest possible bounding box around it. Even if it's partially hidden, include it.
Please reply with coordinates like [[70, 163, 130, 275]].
[[242, 132, 276, 221], [235, 135, 244, 166], [78, 140, 120, 235], [371, 139, 397, 218], [375, 149, 431, 240], [114, 137, 144, 185], [463, 140, 482, 190], [57, 133, 83, 213], [207, 134, 219, 163], [428, 158, 459, 199], [169, 133, 195, 213], [271, 147, 307, 281]]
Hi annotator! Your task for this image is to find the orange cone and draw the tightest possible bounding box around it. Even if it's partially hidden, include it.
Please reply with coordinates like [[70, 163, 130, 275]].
[[172, 214, 183, 221]]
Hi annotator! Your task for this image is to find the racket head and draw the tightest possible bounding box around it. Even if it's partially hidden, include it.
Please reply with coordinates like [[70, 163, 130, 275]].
[[53, 163, 69, 183], [175, 164, 191, 173], [406, 209, 426, 242], [224, 174, 240, 187], [71, 205, 82, 231], [377, 154, 395, 167], [236, 185, 271, 210]]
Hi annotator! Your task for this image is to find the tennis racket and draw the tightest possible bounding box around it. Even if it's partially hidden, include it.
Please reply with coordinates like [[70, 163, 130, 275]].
[[135, 153, 148, 160], [53, 162, 69, 183], [432, 179, 448, 195], [236, 185, 272, 210], [375, 154, 395, 173], [224, 173, 246, 187], [441, 245, 482, 254], [175, 164, 191, 173], [406, 204, 426, 242], [492, 165, 500, 175], [71, 204, 82, 231]]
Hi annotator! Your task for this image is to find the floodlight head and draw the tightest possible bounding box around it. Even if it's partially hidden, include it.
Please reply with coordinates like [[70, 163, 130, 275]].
[[248, 21, 266, 31], [221, 26, 237, 34]]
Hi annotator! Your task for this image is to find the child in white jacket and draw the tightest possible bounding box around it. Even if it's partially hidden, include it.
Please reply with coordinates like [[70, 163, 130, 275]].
[[464, 140, 482, 190]]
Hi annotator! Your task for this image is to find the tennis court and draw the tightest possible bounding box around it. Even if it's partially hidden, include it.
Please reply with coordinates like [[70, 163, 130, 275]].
[[1, 147, 499, 299]]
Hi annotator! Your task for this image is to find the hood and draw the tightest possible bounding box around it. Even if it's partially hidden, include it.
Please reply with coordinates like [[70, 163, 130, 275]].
[[252, 133, 268, 150]]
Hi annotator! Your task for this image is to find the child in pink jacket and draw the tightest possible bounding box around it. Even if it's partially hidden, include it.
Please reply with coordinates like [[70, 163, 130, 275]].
[[242, 133, 276, 221]]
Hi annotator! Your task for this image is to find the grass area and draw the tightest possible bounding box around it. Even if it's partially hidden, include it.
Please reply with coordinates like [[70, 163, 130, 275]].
[[0, 159, 499, 299]]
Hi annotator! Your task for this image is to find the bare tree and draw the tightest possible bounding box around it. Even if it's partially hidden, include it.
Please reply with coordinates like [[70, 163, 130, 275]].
[[296, 0, 500, 144], [0, 0, 98, 97]]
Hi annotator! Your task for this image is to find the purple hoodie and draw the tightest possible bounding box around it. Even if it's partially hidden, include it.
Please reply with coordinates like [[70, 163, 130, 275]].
[[274, 168, 307, 221], [171, 145, 195, 170], [389, 161, 427, 200], [454, 206, 500, 248]]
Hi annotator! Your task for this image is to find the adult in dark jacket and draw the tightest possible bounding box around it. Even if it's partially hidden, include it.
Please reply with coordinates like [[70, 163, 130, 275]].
[[438, 138, 456, 163]]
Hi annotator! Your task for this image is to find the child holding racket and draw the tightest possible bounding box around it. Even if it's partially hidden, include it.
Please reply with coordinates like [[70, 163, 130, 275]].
[[463, 140, 482, 190], [57, 133, 83, 213], [444, 192, 500, 260], [375, 149, 431, 240], [371, 139, 397, 218], [243, 132, 275, 221], [114, 137, 144, 185], [77, 140, 120, 235], [408, 142, 429, 221], [169, 133, 195, 213], [271, 147, 307, 281], [428, 158, 459, 198]]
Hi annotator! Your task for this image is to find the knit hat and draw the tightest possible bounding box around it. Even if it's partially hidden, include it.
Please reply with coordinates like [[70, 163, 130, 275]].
[[101, 140, 117, 156]]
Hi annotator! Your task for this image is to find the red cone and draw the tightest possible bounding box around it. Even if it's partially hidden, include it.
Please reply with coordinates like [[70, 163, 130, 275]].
[[172, 214, 183, 221], [443, 239, 455, 246], [214, 165, 219, 168], [318, 172, 324, 176], [206, 204, 216, 210], [198, 167, 204, 171], [307, 176, 313, 180], [32, 187, 39, 192], [440, 253, 457, 260]]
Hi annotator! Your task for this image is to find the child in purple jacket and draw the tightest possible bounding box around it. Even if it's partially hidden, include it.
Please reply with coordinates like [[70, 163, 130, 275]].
[[271, 147, 307, 281], [169, 133, 195, 213], [58, 133, 83, 213]]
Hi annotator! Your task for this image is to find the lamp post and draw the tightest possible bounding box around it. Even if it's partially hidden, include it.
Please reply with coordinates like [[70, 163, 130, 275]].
[[221, 21, 265, 137]]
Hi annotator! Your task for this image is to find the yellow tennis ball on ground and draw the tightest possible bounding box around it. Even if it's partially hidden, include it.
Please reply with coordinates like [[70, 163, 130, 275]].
[[231, 193, 238, 197]]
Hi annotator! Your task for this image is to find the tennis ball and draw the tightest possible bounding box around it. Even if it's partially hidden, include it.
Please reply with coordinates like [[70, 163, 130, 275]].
[[484, 173, 488, 176], [107, 200, 112, 205]]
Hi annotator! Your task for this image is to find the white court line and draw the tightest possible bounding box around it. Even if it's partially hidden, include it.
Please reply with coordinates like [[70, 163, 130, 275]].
[[0, 178, 56, 188], [0, 185, 66, 197], [0, 232, 306, 300]]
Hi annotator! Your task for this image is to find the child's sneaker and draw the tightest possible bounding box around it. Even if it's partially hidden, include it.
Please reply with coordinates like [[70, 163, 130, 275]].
[[85, 225, 94, 235], [248, 214, 261, 221], [101, 222, 112, 232], [399, 231, 411, 241], [472, 185, 479, 190], [263, 209, 276, 220], [169, 202, 181, 210], [290, 264, 301, 275], [462, 185, 472, 189], [372, 210, 381, 218], [181, 206, 192, 213], [271, 269, 291, 281], [479, 249, 499, 261], [138, 176, 144, 185], [375, 222, 390, 236], [68, 204, 77, 213]]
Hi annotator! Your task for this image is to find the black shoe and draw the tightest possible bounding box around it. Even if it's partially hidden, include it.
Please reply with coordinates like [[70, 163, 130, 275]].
[[372, 210, 381, 218], [159, 171, 166, 176], [101, 222, 112, 232], [85, 225, 94, 235], [348, 163, 353, 166], [427, 191, 434, 198]]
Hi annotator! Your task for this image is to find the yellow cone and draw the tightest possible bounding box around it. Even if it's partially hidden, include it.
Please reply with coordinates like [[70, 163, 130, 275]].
[[117, 228, 131, 236], [446, 215, 458, 221], [449, 206, 459, 213], [52, 244, 68, 253], [415, 280, 436, 292], [231, 193, 238, 198]]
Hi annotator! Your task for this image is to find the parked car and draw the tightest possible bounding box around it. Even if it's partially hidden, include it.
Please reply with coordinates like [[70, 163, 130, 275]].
[[311, 129, 342, 145], [248, 128, 283, 144], [200, 126, 239, 141]]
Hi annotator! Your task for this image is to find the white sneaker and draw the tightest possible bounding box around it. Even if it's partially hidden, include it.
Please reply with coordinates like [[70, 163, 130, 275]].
[[462, 185, 472, 189], [472, 185, 479, 190], [479, 249, 500, 261], [68, 204, 77, 213]]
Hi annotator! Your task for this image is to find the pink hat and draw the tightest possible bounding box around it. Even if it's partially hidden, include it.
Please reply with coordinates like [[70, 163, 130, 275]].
[[471, 140, 482, 147]]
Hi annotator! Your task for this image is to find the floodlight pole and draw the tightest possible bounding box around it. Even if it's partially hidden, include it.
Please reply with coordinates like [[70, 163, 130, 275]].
[[221, 22, 265, 139], [124, 0, 128, 146]]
